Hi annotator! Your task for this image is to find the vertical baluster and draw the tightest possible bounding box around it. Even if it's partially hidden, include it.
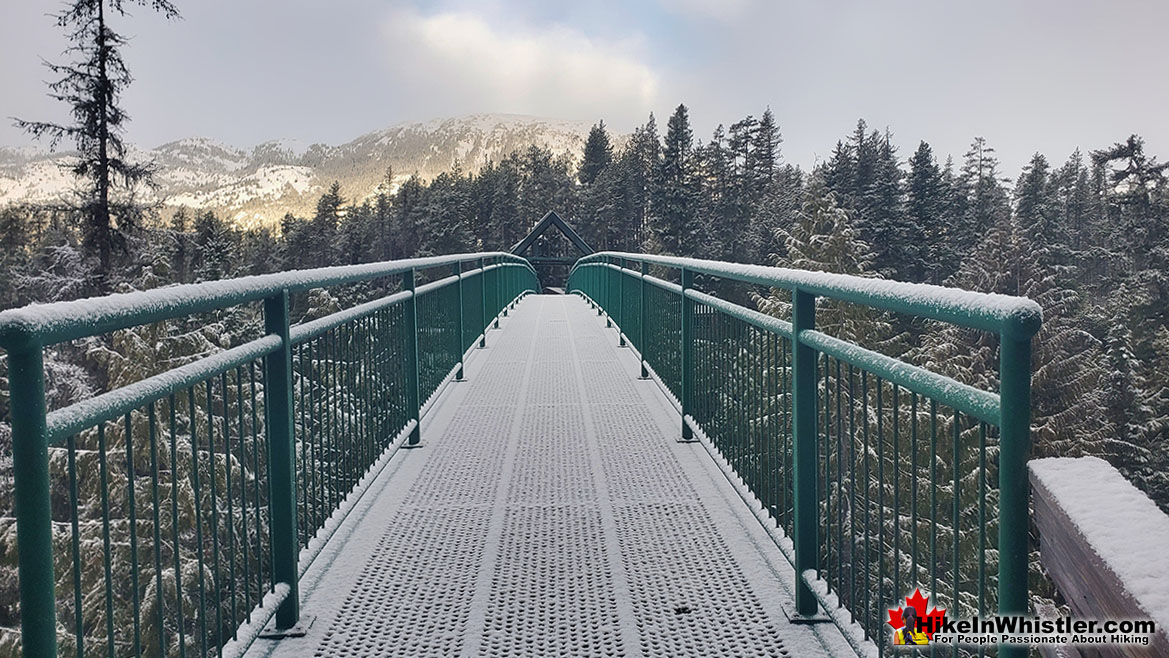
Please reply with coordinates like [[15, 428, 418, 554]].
[[189, 390, 208, 658], [205, 379, 222, 655], [68, 434, 84, 658], [893, 383, 900, 604], [848, 365, 857, 621], [170, 393, 187, 658], [221, 371, 238, 640], [149, 403, 165, 655], [862, 372, 871, 638], [236, 368, 252, 622]]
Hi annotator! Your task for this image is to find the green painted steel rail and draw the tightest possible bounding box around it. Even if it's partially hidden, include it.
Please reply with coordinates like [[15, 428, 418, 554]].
[[0, 253, 538, 658], [569, 252, 1041, 658]]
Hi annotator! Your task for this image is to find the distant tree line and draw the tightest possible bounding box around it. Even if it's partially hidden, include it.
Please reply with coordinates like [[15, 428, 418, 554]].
[[4, 105, 1167, 513]]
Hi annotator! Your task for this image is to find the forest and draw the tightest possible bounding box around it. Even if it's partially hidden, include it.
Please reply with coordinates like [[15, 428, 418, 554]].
[[2, 0, 1169, 653], [4, 106, 1167, 511]]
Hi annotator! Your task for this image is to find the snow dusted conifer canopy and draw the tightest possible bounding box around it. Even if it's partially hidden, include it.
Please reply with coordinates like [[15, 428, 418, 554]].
[[577, 252, 1043, 339], [0, 252, 535, 350]]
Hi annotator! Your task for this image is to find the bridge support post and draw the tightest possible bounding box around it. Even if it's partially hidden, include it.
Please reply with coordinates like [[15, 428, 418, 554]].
[[263, 291, 301, 629], [455, 261, 466, 381], [403, 269, 423, 447], [7, 341, 58, 658], [679, 268, 696, 442], [639, 261, 649, 379], [791, 288, 819, 617], [998, 336, 1032, 658]]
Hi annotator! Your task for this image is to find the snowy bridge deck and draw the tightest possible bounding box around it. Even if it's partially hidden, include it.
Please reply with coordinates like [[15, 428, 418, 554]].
[[245, 295, 848, 658]]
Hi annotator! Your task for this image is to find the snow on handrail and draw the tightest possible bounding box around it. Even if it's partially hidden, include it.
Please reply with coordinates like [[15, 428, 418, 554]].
[[0, 252, 535, 349], [576, 252, 1043, 338]]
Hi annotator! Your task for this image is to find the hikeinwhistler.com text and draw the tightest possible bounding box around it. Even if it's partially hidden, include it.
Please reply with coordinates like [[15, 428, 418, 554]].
[[929, 616, 1155, 647]]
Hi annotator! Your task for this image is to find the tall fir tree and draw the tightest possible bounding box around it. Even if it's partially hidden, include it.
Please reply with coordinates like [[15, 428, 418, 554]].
[[578, 121, 614, 186], [620, 114, 662, 250], [651, 104, 700, 256], [16, 0, 180, 280], [861, 132, 907, 279], [906, 141, 946, 283]]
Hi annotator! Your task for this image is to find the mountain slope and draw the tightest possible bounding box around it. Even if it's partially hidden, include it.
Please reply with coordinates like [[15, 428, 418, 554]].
[[0, 114, 603, 229]]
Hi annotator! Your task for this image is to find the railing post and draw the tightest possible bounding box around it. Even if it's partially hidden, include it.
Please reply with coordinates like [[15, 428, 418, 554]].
[[403, 269, 423, 446], [639, 261, 649, 379], [478, 257, 488, 348], [454, 261, 465, 381], [596, 262, 603, 315], [497, 261, 507, 317], [998, 335, 1032, 657], [8, 341, 58, 658], [605, 257, 613, 328], [618, 258, 627, 347], [680, 268, 696, 442], [494, 258, 502, 328], [262, 291, 300, 629], [791, 287, 819, 617]]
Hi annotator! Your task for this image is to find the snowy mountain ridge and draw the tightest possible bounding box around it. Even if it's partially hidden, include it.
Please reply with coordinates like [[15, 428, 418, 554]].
[[0, 113, 604, 230]]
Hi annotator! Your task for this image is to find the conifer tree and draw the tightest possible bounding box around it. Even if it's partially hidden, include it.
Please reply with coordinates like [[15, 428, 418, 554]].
[[698, 125, 740, 259], [906, 141, 945, 283], [306, 181, 344, 268], [1091, 135, 1169, 272], [915, 211, 1108, 458], [579, 121, 614, 186], [862, 133, 907, 279], [750, 109, 782, 193], [651, 104, 699, 256], [392, 174, 427, 258], [755, 175, 893, 343], [621, 114, 662, 250], [949, 137, 1010, 267], [15, 0, 180, 280], [420, 166, 474, 257]]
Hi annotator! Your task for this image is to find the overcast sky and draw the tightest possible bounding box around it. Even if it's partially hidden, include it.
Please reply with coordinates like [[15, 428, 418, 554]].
[[2, 0, 1166, 175]]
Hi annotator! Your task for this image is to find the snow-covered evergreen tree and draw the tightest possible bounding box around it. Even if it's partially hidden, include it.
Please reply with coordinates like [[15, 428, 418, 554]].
[[648, 105, 700, 256], [15, 0, 180, 279]]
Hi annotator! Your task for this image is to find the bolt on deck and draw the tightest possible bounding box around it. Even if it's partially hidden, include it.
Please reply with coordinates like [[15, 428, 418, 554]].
[[245, 295, 850, 658]]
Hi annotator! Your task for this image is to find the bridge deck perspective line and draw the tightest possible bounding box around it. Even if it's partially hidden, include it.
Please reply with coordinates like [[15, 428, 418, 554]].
[[245, 294, 851, 658]]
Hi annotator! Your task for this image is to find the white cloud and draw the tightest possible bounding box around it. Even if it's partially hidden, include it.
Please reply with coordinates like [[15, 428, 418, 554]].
[[381, 9, 660, 127]]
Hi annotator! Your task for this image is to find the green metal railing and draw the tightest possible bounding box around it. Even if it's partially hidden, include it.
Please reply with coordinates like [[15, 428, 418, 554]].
[[0, 253, 538, 658], [569, 252, 1041, 658]]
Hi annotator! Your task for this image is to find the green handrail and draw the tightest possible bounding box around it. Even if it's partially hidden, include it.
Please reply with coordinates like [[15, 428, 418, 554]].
[[0, 252, 539, 658], [569, 252, 1040, 658]]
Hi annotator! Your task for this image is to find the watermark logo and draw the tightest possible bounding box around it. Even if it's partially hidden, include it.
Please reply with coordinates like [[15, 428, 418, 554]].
[[885, 590, 1157, 649], [887, 589, 947, 646]]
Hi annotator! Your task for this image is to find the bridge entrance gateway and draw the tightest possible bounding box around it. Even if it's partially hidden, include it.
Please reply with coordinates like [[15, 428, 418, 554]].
[[247, 295, 846, 658], [510, 210, 594, 291], [0, 244, 1044, 658]]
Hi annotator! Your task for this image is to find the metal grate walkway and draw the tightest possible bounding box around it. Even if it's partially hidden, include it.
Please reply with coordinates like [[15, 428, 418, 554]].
[[245, 295, 850, 658]]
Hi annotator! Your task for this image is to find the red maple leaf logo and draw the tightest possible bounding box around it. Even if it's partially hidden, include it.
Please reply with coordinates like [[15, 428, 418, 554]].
[[887, 589, 947, 640]]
